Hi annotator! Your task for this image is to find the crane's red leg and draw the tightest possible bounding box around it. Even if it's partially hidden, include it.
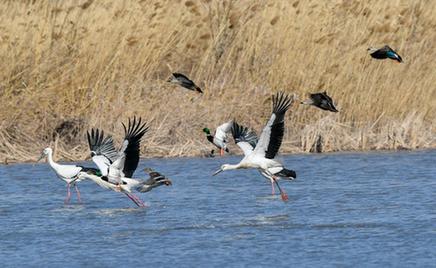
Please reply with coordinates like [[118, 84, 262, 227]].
[[273, 177, 288, 202], [64, 183, 71, 204], [74, 184, 82, 203]]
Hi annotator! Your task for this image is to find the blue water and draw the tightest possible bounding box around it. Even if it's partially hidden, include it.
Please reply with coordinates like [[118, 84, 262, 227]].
[[0, 151, 435, 267]]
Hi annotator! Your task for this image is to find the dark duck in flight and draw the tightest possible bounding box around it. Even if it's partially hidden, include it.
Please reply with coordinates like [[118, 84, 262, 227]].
[[368, 45, 403, 63], [301, 91, 339, 112], [167, 73, 203, 93]]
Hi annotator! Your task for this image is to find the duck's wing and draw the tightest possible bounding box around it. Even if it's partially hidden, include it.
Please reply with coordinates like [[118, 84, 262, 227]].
[[320, 92, 339, 112], [231, 121, 258, 156], [384, 45, 402, 62], [172, 73, 193, 84], [87, 128, 118, 176], [254, 92, 294, 159], [214, 121, 233, 143], [172, 73, 203, 93]]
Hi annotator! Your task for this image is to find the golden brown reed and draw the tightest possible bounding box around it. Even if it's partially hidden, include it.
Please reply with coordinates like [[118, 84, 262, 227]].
[[0, 0, 435, 163]]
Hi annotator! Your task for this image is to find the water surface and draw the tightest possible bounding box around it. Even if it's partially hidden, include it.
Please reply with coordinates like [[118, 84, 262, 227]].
[[0, 151, 435, 267]]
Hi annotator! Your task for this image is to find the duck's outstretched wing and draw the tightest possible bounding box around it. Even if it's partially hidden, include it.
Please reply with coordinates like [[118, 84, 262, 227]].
[[215, 121, 233, 143], [169, 73, 203, 93]]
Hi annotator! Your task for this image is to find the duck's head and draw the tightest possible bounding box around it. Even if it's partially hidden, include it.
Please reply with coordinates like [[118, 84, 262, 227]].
[[202, 128, 210, 134]]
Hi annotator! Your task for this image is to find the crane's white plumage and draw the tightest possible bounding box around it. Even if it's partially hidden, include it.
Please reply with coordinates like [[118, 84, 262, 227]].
[[73, 169, 172, 207], [231, 121, 296, 196], [214, 121, 232, 145], [82, 117, 171, 207], [213, 92, 297, 201], [38, 147, 99, 204], [87, 117, 148, 185]]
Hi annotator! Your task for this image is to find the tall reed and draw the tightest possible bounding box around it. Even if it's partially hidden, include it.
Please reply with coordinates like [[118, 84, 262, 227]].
[[0, 1, 434, 162]]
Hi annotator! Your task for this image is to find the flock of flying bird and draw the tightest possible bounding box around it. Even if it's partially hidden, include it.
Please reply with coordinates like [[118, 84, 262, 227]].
[[38, 45, 403, 207]]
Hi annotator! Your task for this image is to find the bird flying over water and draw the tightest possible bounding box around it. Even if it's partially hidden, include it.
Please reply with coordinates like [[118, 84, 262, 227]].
[[167, 73, 203, 93], [203, 121, 232, 156], [231, 121, 296, 198], [87, 117, 148, 185], [80, 117, 170, 207], [301, 91, 339, 112], [142, 167, 172, 192], [37, 147, 99, 204], [213, 92, 297, 201], [74, 169, 171, 207], [368, 45, 403, 63]]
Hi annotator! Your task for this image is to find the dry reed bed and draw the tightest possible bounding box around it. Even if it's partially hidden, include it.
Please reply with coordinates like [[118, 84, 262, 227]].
[[0, 0, 435, 163]]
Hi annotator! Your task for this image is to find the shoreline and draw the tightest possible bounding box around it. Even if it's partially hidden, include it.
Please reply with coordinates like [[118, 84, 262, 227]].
[[3, 147, 435, 165]]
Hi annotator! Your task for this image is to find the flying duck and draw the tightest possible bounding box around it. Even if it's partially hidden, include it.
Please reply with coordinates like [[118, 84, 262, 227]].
[[301, 91, 339, 112], [167, 73, 203, 93], [368, 45, 403, 63], [203, 121, 233, 156]]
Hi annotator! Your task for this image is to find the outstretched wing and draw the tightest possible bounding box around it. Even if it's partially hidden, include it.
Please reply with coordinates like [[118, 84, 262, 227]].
[[254, 92, 294, 159], [383, 45, 402, 62], [171, 73, 203, 93], [119, 116, 149, 178], [231, 121, 258, 156], [215, 121, 232, 143], [173, 73, 192, 83], [87, 128, 118, 176]]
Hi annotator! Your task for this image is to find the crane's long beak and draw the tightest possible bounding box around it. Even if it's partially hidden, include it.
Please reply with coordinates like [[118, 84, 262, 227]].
[[213, 168, 223, 176], [36, 153, 45, 162]]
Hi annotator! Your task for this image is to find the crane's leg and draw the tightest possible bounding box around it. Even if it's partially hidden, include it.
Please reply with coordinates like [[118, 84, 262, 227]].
[[125, 193, 140, 207], [125, 193, 146, 207], [131, 194, 146, 207], [273, 177, 288, 202], [64, 183, 71, 204], [74, 184, 82, 203], [270, 179, 275, 195], [220, 148, 224, 156]]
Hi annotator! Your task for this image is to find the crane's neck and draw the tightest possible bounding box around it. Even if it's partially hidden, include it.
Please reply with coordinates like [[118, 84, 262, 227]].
[[225, 163, 244, 170], [46, 151, 60, 169]]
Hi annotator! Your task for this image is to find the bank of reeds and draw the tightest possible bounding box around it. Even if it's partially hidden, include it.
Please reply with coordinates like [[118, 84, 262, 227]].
[[0, 0, 435, 163]]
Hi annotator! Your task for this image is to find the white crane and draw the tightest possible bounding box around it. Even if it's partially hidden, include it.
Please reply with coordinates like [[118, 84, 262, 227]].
[[213, 92, 297, 201], [80, 117, 171, 207], [230, 121, 296, 199], [87, 117, 148, 185], [37, 147, 99, 204]]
